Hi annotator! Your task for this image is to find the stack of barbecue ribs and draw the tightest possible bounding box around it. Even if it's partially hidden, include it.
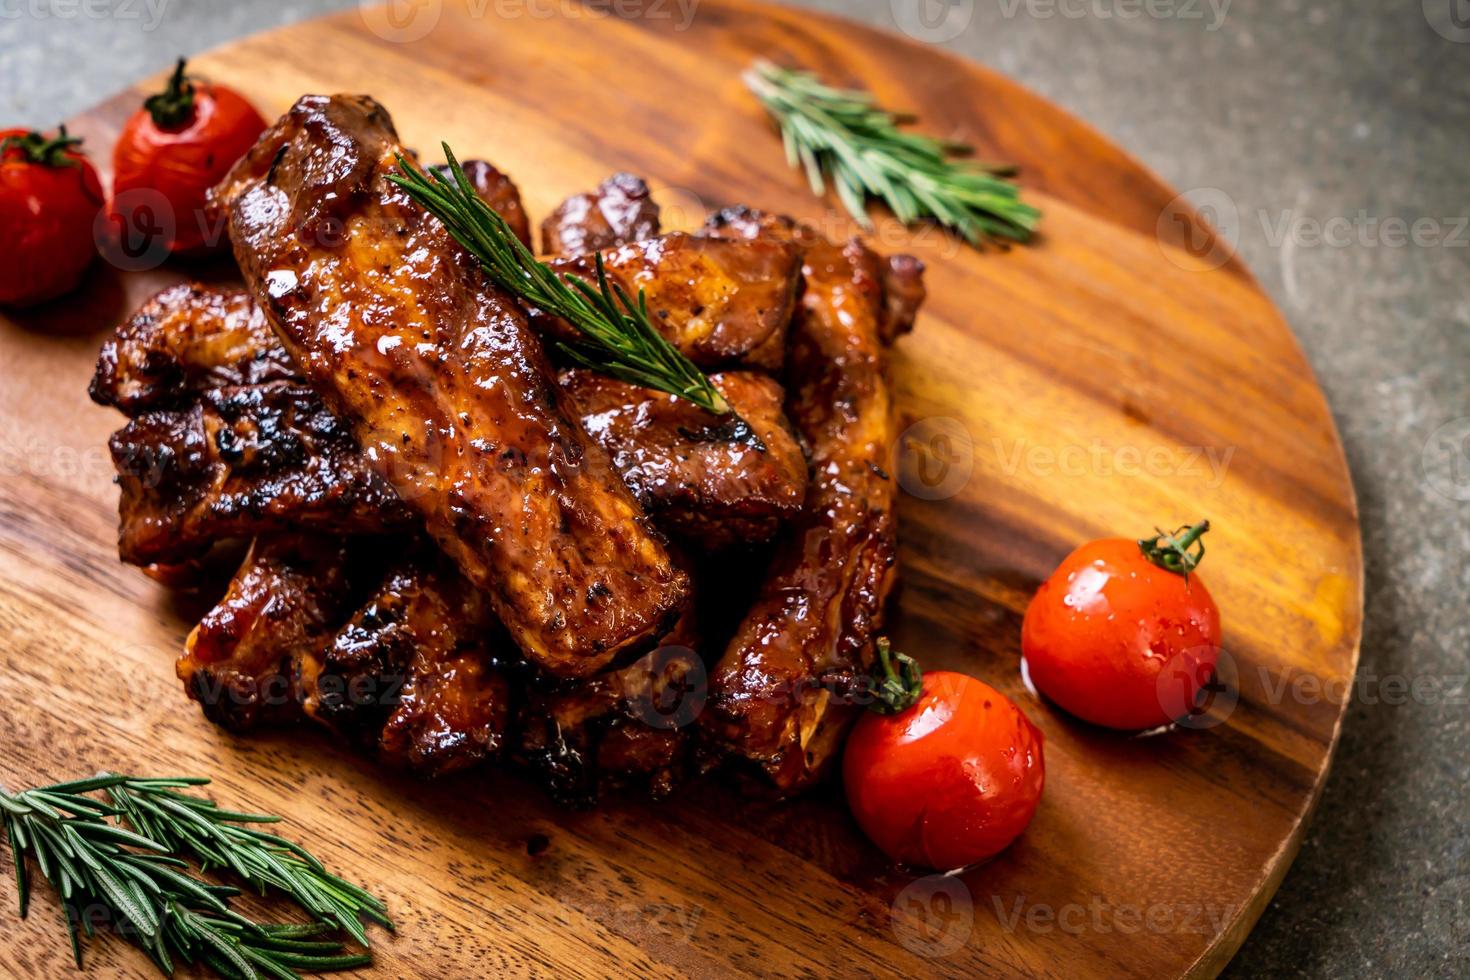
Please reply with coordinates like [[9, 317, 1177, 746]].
[[88, 95, 925, 806]]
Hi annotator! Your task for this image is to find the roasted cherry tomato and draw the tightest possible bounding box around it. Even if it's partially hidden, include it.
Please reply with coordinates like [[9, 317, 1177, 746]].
[[844, 643, 1045, 871], [110, 57, 266, 254], [1021, 520, 1222, 730], [0, 126, 103, 307]]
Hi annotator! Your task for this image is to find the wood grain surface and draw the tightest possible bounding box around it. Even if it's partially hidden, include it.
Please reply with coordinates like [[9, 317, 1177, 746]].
[[0, 1, 1362, 976]]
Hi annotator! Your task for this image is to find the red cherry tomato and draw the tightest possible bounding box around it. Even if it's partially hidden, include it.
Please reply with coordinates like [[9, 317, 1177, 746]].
[[110, 58, 266, 254], [1021, 521, 1222, 731], [0, 127, 103, 307], [844, 659, 1045, 871]]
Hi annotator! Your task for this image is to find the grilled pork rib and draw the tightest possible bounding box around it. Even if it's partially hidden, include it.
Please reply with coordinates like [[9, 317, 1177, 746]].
[[97, 285, 807, 556], [558, 368, 807, 549], [535, 233, 800, 370], [518, 598, 702, 806], [700, 208, 921, 793], [184, 538, 514, 776], [300, 549, 512, 775], [108, 382, 416, 565], [212, 94, 687, 678], [540, 172, 660, 257], [90, 283, 298, 415], [188, 531, 695, 794], [177, 534, 361, 732], [429, 158, 532, 248]]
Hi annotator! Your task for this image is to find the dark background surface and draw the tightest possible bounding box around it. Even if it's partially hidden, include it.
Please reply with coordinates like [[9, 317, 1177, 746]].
[[4, 0, 1467, 976]]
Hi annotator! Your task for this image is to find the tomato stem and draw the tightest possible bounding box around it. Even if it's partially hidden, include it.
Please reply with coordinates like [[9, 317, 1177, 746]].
[[867, 637, 923, 715], [145, 57, 196, 129], [1139, 519, 1210, 580], [0, 126, 83, 168]]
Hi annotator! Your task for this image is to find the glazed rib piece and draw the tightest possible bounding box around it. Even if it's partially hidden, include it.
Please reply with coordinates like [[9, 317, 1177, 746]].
[[300, 550, 512, 776], [92, 153, 531, 416], [430, 158, 532, 248], [177, 534, 361, 732], [533, 233, 800, 371], [880, 254, 927, 345], [108, 382, 415, 566], [90, 283, 297, 415], [97, 284, 809, 556], [560, 368, 808, 550], [700, 207, 920, 794], [213, 94, 687, 678], [540, 172, 659, 257], [517, 601, 702, 806], [184, 530, 687, 792]]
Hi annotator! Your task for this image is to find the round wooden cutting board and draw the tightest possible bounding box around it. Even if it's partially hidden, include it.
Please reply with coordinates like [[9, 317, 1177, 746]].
[[0, 1, 1362, 977]]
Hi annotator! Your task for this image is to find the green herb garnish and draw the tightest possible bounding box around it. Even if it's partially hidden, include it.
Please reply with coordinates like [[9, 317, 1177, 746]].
[[1, 773, 389, 978], [389, 146, 731, 416], [744, 60, 1041, 245]]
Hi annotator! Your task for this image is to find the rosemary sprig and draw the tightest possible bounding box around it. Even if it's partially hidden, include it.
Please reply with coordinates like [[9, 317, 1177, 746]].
[[0, 773, 386, 979], [388, 146, 731, 415], [744, 60, 1041, 245], [106, 777, 392, 946]]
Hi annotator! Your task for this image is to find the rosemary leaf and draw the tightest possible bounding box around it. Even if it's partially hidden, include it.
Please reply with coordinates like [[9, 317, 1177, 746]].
[[0, 774, 388, 979], [744, 60, 1041, 245], [387, 146, 732, 416]]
